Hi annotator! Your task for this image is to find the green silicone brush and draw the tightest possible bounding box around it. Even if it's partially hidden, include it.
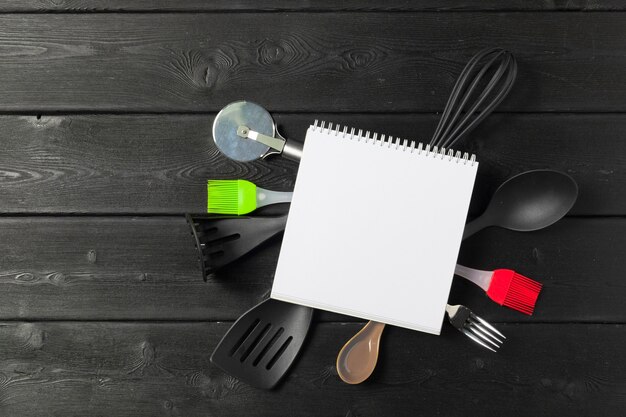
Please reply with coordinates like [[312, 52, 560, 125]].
[[207, 179, 293, 215]]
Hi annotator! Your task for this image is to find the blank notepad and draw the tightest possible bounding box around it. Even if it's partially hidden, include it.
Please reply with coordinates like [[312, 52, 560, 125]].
[[271, 123, 478, 335]]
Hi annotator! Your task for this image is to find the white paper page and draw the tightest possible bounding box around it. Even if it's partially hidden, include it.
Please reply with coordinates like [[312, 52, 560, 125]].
[[271, 125, 477, 335]]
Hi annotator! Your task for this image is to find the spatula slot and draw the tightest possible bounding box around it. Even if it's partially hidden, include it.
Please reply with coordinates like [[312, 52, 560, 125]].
[[209, 250, 225, 259], [209, 299, 314, 389], [229, 318, 260, 357], [202, 226, 218, 235], [252, 327, 284, 367], [266, 336, 293, 370], [207, 233, 241, 246], [240, 323, 272, 363]]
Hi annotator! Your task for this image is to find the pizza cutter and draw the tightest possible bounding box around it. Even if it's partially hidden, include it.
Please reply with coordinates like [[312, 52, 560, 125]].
[[212, 101, 303, 162]]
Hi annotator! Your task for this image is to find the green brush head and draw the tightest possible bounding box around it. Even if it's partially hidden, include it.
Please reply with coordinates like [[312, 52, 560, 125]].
[[207, 179, 257, 215]]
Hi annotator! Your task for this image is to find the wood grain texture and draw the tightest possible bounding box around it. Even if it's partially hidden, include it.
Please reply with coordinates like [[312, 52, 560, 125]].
[[0, 0, 622, 12], [0, 321, 623, 416], [0, 216, 623, 322], [0, 113, 623, 215], [0, 13, 623, 112], [0, 4, 619, 416], [0, 216, 271, 321]]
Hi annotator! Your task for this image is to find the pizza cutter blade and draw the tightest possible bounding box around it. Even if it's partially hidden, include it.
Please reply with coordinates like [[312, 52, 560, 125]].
[[212, 101, 303, 162]]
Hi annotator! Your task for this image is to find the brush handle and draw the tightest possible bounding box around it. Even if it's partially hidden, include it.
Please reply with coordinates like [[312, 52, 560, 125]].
[[257, 188, 293, 208], [454, 264, 492, 292]]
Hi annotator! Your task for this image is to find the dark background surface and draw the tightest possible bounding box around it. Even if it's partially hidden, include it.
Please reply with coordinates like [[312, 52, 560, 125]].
[[0, 1, 624, 416]]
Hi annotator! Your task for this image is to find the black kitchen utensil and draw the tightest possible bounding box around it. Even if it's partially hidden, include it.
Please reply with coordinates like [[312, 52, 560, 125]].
[[186, 214, 288, 281], [463, 169, 578, 239], [211, 298, 314, 389], [430, 48, 517, 150]]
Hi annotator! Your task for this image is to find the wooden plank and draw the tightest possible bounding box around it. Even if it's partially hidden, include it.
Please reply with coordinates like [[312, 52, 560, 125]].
[[0, 216, 623, 322], [0, 14, 623, 112], [0, 113, 624, 215], [0, 216, 271, 321], [0, 0, 622, 12], [0, 321, 623, 416]]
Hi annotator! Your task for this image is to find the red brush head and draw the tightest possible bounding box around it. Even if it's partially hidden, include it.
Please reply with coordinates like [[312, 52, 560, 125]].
[[487, 269, 542, 315]]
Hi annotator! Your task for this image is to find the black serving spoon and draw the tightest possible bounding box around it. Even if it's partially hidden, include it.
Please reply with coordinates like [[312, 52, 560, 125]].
[[463, 169, 578, 239]]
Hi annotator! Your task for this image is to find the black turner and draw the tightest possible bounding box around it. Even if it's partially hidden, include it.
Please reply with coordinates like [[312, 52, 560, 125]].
[[211, 298, 313, 389], [185, 213, 313, 389], [186, 214, 287, 281]]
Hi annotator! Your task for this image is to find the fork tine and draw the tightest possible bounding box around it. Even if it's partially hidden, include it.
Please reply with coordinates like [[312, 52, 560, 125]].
[[470, 313, 506, 339], [468, 321, 503, 346], [468, 317, 504, 342], [467, 323, 501, 348], [461, 329, 496, 352]]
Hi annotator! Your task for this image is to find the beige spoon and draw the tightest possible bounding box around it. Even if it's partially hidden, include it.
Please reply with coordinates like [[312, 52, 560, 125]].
[[336, 321, 386, 384]]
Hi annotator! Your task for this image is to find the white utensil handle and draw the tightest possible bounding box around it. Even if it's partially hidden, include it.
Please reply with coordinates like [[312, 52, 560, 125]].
[[257, 189, 293, 208], [454, 264, 492, 292]]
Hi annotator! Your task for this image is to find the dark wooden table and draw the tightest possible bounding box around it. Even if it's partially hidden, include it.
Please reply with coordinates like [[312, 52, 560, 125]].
[[0, 1, 624, 416]]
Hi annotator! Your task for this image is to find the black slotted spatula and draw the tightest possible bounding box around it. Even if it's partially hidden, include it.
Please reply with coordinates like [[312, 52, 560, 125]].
[[186, 214, 288, 281], [211, 299, 313, 389]]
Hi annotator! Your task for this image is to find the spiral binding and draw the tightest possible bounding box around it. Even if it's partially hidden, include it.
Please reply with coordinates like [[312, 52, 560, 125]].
[[311, 120, 476, 166]]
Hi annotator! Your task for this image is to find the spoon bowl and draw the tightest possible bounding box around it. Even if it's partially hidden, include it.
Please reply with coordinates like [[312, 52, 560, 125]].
[[336, 322, 386, 384], [464, 169, 578, 239], [487, 169, 578, 231]]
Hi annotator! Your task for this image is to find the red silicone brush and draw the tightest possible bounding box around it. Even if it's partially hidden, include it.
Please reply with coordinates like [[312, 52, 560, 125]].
[[454, 264, 542, 315]]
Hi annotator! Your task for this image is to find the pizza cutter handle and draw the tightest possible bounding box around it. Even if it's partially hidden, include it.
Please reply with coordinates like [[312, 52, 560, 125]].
[[282, 139, 303, 162]]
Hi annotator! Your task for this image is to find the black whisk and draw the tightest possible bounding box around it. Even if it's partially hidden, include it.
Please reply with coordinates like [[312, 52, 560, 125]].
[[430, 48, 517, 150]]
